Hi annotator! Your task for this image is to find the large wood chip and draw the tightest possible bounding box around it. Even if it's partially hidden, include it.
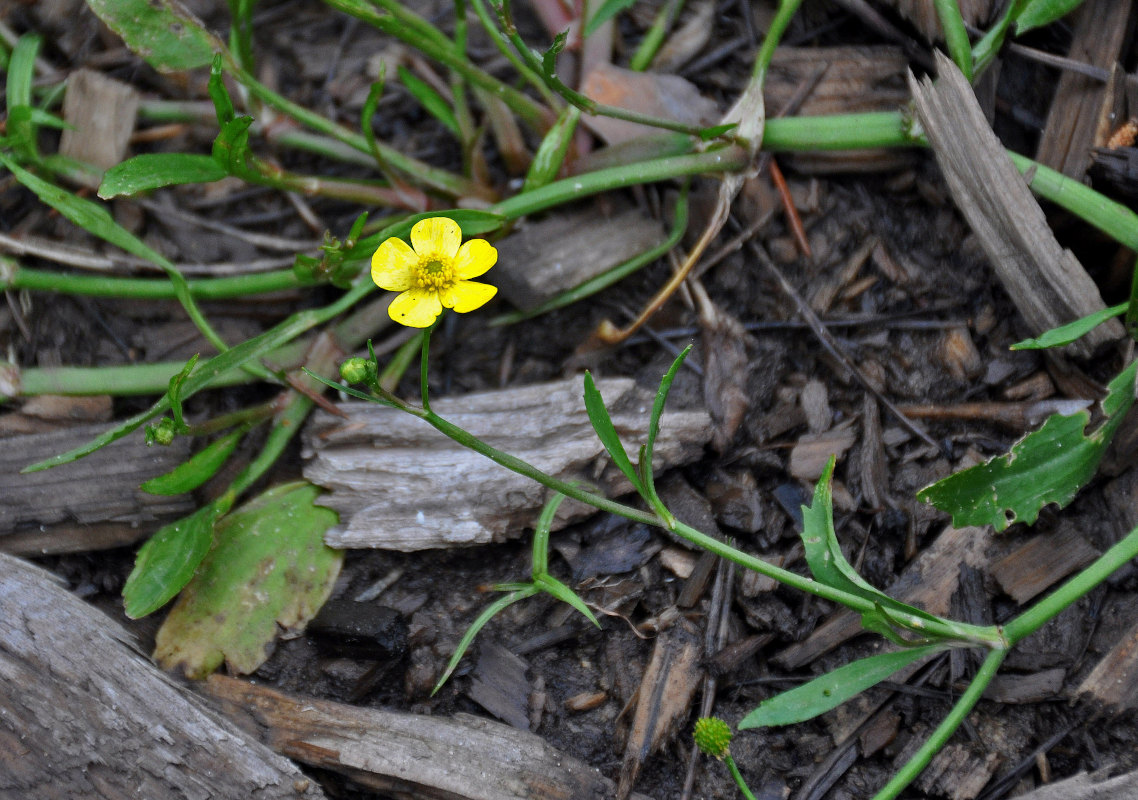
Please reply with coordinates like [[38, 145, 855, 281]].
[[989, 528, 1100, 605], [616, 617, 702, 799], [203, 674, 652, 800], [493, 206, 667, 310], [1076, 614, 1138, 712], [0, 553, 325, 799], [909, 52, 1124, 358], [1007, 766, 1138, 800], [303, 376, 711, 551], [0, 422, 194, 554], [579, 62, 719, 145]]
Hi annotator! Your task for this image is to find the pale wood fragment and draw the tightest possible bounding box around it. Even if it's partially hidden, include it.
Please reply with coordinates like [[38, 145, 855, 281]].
[[203, 674, 652, 800], [1034, 0, 1134, 179], [493, 205, 667, 310], [909, 52, 1124, 358], [60, 68, 139, 171], [787, 420, 856, 481], [0, 553, 324, 799], [1076, 615, 1138, 712], [303, 376, 711, 551], [579, 62, 718, 145], [989, 529, 1100, 605], [1008, 766, 1138, 800], [0, 422, 194, 554]]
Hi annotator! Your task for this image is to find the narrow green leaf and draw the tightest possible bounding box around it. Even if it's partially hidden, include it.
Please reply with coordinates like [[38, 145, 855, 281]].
[[433, 587, 537, 694], [166, 354, 200, 430], [918, 360, 1138, 530], [1011, 303, 1127, 350], [537, 573, 600, 627], [99, 153, 227, 199], [585, 0, 637, 37], [7, 35, 44, 159], [141, 428, 244, 495], [84, 0, 224, 72], [212, 116, 255, 175], [152, 482, 342, 677], [397, 65, 460, 137], [207, 53, 236, 124], [523, 105, 580, 193], [934, 0, 973, 81], [543, 31, 568, 76], [123, 504, 219, 618], [583, 371, 647, 498], [738, 645, 943, 729], [639, 346, 691, 519], [1014, 0, 1083, 34], [699, 122, 738, 141]]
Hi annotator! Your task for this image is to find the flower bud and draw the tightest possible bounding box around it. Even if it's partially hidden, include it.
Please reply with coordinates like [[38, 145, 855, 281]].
[[694, 717, 732, 759], [340, 357, 374, 385]]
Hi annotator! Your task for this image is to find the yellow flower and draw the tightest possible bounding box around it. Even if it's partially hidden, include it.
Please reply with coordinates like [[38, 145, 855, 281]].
[[371, 216, 498, 328]]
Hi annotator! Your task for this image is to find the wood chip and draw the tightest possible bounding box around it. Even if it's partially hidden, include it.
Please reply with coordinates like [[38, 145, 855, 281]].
[[617, 617, 702, 799], [0, 553, 322, 799], [989, 529, 1101, 605], [203, 674, 652, 800], [800, 378, 831, 434], [302, 376, 712, 551], [1076, 614, 1138, 712], [1007, 766, 1138, 800], [0, 422, 194, 555], [909, 52, 1124, 358], [60, 68, 140, 171], [788, 420, 857, 481], [579, 62, 719, 145], [983, 667, 1066, 704], [493, 205, 667, 310], [468, 642, 533, 730]]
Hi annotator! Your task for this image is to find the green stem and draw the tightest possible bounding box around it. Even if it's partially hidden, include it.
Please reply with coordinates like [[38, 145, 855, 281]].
[[467, 0, 559, 107], [871, 648, 1006, 800], [724, 755, 757, 800], [3, 265, 306, 299], [1003, 522, 1138, 645]]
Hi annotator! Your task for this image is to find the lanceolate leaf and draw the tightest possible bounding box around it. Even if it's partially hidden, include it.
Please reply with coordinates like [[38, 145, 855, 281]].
[[1014, 0, 1084, 34], [918, 360, 1138, 531], [738, 645, 943, 729], [583, 371, 646, 498], [141, 428, 244, 495], [123, 504, 219, 618], [99, 153, 227, 198], [1011, 303, 1127, 350], [397, 65, 460, 137]]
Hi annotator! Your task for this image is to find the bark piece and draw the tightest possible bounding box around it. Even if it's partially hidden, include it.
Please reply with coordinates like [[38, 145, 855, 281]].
[[302, 376, 711, 551], [989, 529, 1100, 604], [775, 524, 993, 669], [0, 553, 325, 799], [1034, 0, 1134, 179], [493, 205, 667, 311], [1076, 614, 1138, 712], [0, 422, 194, 554], [788, 420, 857, 481], [617, 617, 702, 799], [203, 674, 652, 800], [468, 642, 533, 730], [909, 52, 1124, 358], [59, 68, 139, 170]]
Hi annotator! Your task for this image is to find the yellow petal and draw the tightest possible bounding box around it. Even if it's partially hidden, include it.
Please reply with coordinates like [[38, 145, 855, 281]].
[[454, 238, 497, 280], [371, 237, 418, 290], [441, 280, 497, 313], [388, 288, 443, 328], [410, 217, 461, 260]]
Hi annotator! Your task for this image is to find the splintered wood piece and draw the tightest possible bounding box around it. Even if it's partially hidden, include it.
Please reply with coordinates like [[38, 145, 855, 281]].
[[617, 617, 702, 799], [775, 524, 993, 669], [303, 376, 711, 551], [902, 716, 1008, 800], [909, 52, 1124, 358], [0, 422, 194, 555], [0, 553, 324, 799], [983, 667, 1066, 704], [59, 68, 140, 171], [1008, 767, 1138, 800], [579, 62, 719, 145], [1076, 615, 1138, 712], [203, 674, 651, 800], [493, 205, 667, 310], [468, 642, 533, 730], [989, 529, 1100, 604], [1034, 0, 1134, 179]]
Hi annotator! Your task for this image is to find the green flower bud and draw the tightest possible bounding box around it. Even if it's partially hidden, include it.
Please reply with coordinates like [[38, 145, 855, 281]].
[[145, 417, 178, 446], [694, 717, 732, 759], [340, 357, 374, 385]]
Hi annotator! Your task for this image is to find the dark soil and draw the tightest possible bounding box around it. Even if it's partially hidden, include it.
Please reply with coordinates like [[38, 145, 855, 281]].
[[3, 1, 1138, 799]]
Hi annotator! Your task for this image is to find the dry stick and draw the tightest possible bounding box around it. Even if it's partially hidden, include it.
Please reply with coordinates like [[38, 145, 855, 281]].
[[747, 238, 941, 451], [137, 198, 319, 252], [767, 156, 811, 258]]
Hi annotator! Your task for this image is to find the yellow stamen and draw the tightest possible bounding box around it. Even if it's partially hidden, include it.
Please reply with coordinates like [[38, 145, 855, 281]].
[[416, 257, 455, 291]]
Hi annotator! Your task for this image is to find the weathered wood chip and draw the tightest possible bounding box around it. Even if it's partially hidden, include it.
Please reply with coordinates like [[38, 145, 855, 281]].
[[60, 68, 139, 171], [0, 422, 194, 555], [1008, 766, 1138, 800], [0, 553, 323, 799], [493, 205, 667, 311], [617, 617, 702, 799], [909, 52, 1124, 358], [788, 420, 857, 481], [302, 376, 711, 551], [579, 62, 719, 145], [989, 529, 1101, 605], [204, 674, 653, 800], [1076, 614, 1138, 712]]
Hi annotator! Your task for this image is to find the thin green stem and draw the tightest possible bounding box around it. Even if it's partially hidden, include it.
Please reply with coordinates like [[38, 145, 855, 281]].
[[3, 265, 306, 299], [752, 0, 803, 83], [871, 648, 1006, 800], [467, 0, 559, 107], [724, 755, 757, 800], [1003, 522, 1138, 645], [629, 0, 684, 71]]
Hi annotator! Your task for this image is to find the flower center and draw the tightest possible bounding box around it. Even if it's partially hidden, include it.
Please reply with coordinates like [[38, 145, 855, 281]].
[[415, 256, 456, 291]]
